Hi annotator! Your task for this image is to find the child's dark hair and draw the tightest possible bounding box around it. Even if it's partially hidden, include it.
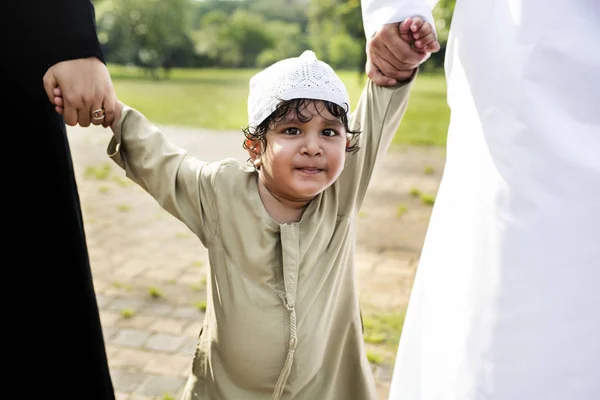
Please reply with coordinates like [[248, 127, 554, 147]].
[[242, 98, 361, 158]]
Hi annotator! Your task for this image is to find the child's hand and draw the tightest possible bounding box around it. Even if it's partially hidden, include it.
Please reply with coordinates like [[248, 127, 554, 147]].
[[53, 87, 123, 131], [399, 17, 441, 53]]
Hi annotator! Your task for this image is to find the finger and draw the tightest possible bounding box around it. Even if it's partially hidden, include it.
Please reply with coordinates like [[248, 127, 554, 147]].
[[384, 40, 427, 72], [371, 51, 416, 82], [415, 32, 436, 49], [55, 105, 64, 115], [62, 103, 78, 126], [380, 27, 427, 68], [399, 18, 413, 37], [102, 92, 117, 128], [53, 96, 64, 107], [366, 59, 397, 87], [90, 100, 105, 126], [423, 40, 441, 53], [411, 17, 425, 37], [53, 87, 62, 97], [413, 22, 433, 39], [369, 49, 406, 80], [370, 39, 413, 79], [78, 106, 91, 127], [42, 69, 58, 104], [110, 101, 124, 131]]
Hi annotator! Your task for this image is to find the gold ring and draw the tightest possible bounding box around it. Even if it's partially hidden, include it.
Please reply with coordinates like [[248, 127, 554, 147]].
[[92, 108, 105, 120]]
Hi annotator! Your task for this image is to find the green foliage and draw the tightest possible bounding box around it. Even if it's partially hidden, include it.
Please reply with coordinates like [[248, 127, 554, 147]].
[[328, 33, 362, 71], [97, 0, 195, 72], [194, 10, 276, 68], [95, 0, 455, 71]]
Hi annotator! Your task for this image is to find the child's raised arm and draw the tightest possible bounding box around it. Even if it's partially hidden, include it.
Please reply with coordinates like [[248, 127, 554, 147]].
[[336, 77, 416, 214], [55, 86, 220, 247]]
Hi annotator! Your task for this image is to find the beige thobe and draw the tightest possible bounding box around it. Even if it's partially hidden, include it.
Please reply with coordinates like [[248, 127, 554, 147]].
[[108, 77, 413, 399]]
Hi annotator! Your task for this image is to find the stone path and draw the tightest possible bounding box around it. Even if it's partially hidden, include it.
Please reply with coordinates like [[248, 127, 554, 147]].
[[67, 122, 443, 400]]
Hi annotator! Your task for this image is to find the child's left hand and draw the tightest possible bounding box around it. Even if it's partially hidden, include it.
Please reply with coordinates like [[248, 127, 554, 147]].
[[399, 17, 441, 53]]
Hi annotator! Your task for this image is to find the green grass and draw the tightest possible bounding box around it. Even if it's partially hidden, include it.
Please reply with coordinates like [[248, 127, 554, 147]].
[[84, 163, 112, 180], [195, 300, 208, 312], [395, 204, 408, 218], [120, 308, 135, 319], [420, 193, 436, 206], [366, 350, 384, 364], [362, 310, 406, 363], [148, 286, 165, 299], [108, 65, 449, 147]]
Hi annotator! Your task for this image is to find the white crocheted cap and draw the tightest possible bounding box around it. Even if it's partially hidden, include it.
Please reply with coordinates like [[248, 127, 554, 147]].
[[247, 50, 350, 127]]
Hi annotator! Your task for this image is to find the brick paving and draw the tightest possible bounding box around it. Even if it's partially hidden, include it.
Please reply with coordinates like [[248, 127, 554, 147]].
[[67, 122, 442, 399]]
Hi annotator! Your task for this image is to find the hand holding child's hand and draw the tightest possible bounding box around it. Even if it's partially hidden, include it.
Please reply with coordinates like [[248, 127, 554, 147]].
[[53, 87, 123, 131], [399, 17, 441, 53]]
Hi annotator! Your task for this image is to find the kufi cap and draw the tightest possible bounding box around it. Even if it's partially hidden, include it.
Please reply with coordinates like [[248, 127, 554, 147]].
[[247, 50, 350, 127]]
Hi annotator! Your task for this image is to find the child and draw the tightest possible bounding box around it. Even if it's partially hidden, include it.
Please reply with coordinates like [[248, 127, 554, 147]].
[[54, 20, 437, 400]]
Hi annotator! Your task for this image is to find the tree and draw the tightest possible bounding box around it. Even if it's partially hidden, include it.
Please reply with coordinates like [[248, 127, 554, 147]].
[[97, 0, 195, 76]]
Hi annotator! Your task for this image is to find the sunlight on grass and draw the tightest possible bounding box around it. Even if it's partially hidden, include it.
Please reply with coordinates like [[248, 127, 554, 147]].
[[120, 308, 135, 319], [366, 350, 384, 364], [195, 300, 208, 312], [85, 164, 112, 180], [117, 204, 132, 212], [409, 187, 421, 197], [362, 309, 406, 363], [109, 65, 449, 147], [149, 286, 165, 299], [420, 193, 436, 206], [395, 204, 408, 218]]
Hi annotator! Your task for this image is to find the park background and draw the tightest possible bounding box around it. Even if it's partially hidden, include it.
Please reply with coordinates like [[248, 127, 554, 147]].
[[75, 1, 455, 399]]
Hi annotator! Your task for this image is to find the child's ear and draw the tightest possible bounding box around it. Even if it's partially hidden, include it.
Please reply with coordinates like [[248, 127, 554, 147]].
[[245, 139, 262, 167]]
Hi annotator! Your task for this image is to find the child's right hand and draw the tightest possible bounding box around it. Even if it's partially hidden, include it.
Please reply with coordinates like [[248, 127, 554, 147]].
[[399, 17, 441, 53], [53, 87, 123, 131]]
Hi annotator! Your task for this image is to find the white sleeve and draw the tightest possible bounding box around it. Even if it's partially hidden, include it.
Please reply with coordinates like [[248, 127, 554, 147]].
[[361, 0, 439, 39]]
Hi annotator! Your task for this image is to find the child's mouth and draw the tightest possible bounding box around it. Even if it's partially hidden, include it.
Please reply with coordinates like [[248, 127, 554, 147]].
[[296, 167, 323, 174]]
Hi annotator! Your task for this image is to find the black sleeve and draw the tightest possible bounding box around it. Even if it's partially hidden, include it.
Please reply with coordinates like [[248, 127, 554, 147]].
[[43, 0, 105, 66], [7, 1, 105, 100]]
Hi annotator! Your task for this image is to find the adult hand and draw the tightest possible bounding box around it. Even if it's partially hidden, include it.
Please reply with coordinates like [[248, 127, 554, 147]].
[[43, 57, 117, 128], [366, 22, 429, 86]]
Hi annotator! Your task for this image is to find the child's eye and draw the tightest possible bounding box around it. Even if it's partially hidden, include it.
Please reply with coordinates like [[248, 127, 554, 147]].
[[284, 127, 300, 135], [322, 129, 339, 137]]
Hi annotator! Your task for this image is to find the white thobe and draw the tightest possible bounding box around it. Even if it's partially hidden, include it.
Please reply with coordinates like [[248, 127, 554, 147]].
[[362, 1, 600, 399]]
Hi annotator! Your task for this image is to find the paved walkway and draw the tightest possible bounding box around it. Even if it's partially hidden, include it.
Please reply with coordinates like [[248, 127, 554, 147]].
[[67, 122, 441, 400]]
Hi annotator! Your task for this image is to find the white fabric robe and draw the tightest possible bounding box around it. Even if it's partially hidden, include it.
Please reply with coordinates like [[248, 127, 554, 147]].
[[361, 1, 600, 399]]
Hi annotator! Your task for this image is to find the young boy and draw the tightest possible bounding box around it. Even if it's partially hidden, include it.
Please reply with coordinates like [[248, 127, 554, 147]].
[[54, 19, 436, 400]]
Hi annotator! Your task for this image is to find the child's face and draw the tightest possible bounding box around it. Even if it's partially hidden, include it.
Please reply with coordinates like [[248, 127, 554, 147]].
[[253, 101, 347, 202]]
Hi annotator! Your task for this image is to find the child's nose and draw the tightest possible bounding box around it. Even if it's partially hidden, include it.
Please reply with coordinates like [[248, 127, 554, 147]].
[[301, 135, 322, 156]]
